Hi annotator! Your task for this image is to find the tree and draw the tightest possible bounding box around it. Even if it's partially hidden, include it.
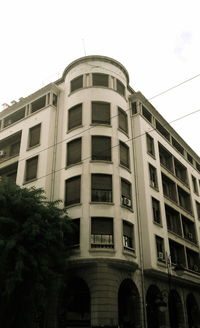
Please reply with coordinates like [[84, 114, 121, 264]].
[[0, 178, 72, 328]]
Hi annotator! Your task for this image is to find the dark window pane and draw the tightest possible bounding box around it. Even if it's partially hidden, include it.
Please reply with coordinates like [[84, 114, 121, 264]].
[[31, 96, 46, 113], [65, 176, 81, 206], [142, 106, 152, 123], [91, 174, 112, 202], [91, 217, 113, 248], [156, 120, 170, 141], [92, 73, 108, 87], [131, 102, 137, 114], [29, 124, 41, 148], [71, 75, 83, 92], [10, 142, 20, 157], [68, 104, 82, 130], [65, 219, 80, 248], [118, 107, 128, 134], [152, 198, 161, 224], [4, 107, 26, 127], [147, 134, 155, 156], [121, 179, 132, 207], [92, 136, 111, 161], [149, 164, 158, 189], [120, 141, 129, 168], [53, 94, 58, 107], [117, 79, 125, 96], [67, 138, 81, 166], [92, 102, 110, 125], [25, 156, 38, 181], [123, 221, 134, 249]]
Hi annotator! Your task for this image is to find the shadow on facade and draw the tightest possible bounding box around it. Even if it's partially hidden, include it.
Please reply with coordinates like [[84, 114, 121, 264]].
[[118, 278, 141, 328], [186, 293, 200, 328], [168, 289, 184, 328], [58, 277, 90, 327], [146, 285, 164, 328]]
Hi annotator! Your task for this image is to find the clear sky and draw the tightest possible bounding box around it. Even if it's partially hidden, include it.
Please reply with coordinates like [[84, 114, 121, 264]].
[[0, 0, 200, 155]]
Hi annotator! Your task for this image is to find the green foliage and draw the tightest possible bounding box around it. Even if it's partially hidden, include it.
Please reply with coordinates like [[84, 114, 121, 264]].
[[0, 178, 72, 328]]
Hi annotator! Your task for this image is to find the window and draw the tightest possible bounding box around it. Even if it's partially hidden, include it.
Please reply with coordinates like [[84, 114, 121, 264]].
[[196, 162, 200, 173], [70, 75, 83, 92], [186, 248, 200, 272], [28, 124, 41, 148], [121, 178, 132, 208], [165, 205, 182, 236], [119, 141, 129, 169], [91, 174, 112, 202], [155, 236, 165, 261], [92, 73, 109, 87], [123, 221, 134, 251], [178, 186, 192, 213], [131, 102, 137, 115], [91, 217, 114, 248], [172, 137, 184, 155], [92, 102, 110, 125], [67, 138, 81, 166], [25, 156, 38, 182], [196, 201, 200, 219], [182, 215, 196, 243], [10, 142, 20, 157], [159, 143, 173, 172], [52, 94, 58, 107], [68, 104, 82, 130], [174, 159, 188, 184], [192, 175, 198, 194], [146, 134, 155, 156], [65, 176, 81, 206], [4, 107, 26, 127], [187, 152, 193, 164], [116, 79, 125, 96], [31, 95, 46, 113], [162, 174, 177, 202], [92, 136, 111, 161], [118, 107, 128, 134], [152, 198, 161, 224], [169, 239, 186, 266], [149, 164, 158, 189], [156, 120, 170, 141], [65, 219, 80, 248], [142, 106, 152, 123]]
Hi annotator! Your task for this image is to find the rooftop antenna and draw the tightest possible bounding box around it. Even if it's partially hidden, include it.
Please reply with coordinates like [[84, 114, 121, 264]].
[[82, 39, 86, 56]]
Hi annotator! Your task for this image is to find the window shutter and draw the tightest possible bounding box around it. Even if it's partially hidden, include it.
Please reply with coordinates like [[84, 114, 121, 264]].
[[29, 124, 41, 148], [67, 138, 81, 165], [65, 176, 81, 205], [123, 222, 132, 238], [120, 142, 129, 167], [92, 174, 112, 190], [91, 217, 113, 234], [121, 179, 131, 198], [92, 102, 110, 124], [26, 156, 38, 181], [92, 136, 111, 161], [68, 104, 82, 130]]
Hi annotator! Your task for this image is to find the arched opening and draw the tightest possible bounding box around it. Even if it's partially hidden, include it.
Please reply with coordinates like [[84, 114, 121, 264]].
[[186, 293, 200, 328], [118, 279, 141, 328], [58, 278, 90, 327], [168, 290, 184, 328], [146, 285, 163, 328]]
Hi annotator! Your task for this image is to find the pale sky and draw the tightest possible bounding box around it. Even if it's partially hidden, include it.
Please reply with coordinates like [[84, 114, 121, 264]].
[[0, 0, 200, 155]]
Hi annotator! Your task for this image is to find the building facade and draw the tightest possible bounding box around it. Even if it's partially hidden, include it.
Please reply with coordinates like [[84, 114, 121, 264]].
[[0, 56, 200, 328]]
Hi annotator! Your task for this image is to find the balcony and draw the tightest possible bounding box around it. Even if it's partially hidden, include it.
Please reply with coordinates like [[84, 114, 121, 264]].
[[182, 216, 197, 244], [0, 162, 18, 183], [0, 132, 21, 165]]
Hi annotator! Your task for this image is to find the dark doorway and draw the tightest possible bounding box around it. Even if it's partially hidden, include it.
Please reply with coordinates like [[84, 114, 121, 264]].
[[118, 279, 141, 328], [186, 293, 200, 328], [168, 290, 184, 328], [58, 278, 90, 327]]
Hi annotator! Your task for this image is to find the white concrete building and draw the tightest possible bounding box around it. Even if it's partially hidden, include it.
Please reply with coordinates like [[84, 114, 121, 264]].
[[0, 56, 200, 328]]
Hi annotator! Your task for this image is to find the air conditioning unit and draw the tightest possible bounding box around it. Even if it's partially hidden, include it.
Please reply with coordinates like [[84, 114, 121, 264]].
[[0, 150, 5, 156], [158, 252, 164, 260], [193, 264, 198, 272], [188, 232, 193, 240], [122, 197, 132, 207]]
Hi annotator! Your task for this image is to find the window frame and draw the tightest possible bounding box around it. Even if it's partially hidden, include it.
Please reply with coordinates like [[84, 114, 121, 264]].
[[91, 135, 112, 162], [91, 174, 113, 203], [66, 137, 82, 167], [91, 101, 111, 125], [92, 73, 109, 87], [24, 155, 38, 183], [123, 220, 134, 252], [119, 141, 130, 169], [149, 164, 158, 189], [70, 75, 83, 92], [65, 175, 81, 206], [146, 133, 155, 157], [121, 178, 132, 209], [118, 107, 128, 134], [28, 123, 41, 149], [152, 197, 161, 224], [155, 235, 165, 261], [91, 217, 114, 249], [68, 103, 82, 131]]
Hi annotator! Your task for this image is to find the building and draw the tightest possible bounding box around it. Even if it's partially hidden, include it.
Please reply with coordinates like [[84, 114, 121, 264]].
[[0, 56, 200, 328]]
